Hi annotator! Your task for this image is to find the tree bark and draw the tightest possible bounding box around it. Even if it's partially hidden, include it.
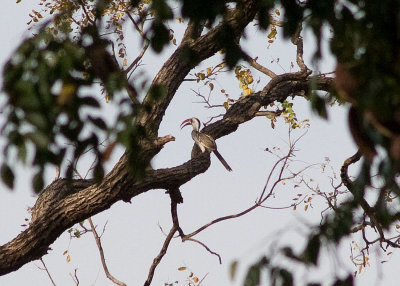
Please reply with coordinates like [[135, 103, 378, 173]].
[[0, 0, 334, 275]]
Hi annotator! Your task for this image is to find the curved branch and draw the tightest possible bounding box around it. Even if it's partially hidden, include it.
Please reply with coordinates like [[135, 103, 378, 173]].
[[0, 57, 334, 277], [137, 0, 261, 134], [88, 218, 126, 286]]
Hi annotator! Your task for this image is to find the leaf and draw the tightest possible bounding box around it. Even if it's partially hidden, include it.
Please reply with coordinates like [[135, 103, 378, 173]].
[[80, 96, 100, 108], [197, 72, 205, 80], [1, 163, 14, 189], [243, 88, 251, 96], [301, 235, 320, 265], [66, 255, 71, 263], [223, 101, 229, 110], [230, 260, 238, 279], [33, 171, 44, 193], [192, 277, 199, 283], [178, 266, 186, 271], [89, 116, 107, 130], [267, 27, 277, 39]]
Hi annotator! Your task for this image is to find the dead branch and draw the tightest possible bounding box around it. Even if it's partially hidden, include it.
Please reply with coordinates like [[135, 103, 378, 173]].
[[144, 212, 178, 285], [185, 238, 222, 264], [88, 218, 126, 286], [39, 258, 56, 286], [244, 54, 276, 78]]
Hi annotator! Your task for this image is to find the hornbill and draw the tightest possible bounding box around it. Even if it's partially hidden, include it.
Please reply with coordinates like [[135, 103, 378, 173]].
[[180, 117, 232, 171]]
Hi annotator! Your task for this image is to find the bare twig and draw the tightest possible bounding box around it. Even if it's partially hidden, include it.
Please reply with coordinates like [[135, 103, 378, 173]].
[[183, 204, 259, 240], [244, 54, 276, 78], [186, 238, 222, 264], [88, 218, 126, 286], [69, 269, 79, 286], [78, 0, 95, 24], [126, 42, 149, 76], [39, 258, 56, 286], [144, 224, 178, 286], [144, 195, 181, 286]]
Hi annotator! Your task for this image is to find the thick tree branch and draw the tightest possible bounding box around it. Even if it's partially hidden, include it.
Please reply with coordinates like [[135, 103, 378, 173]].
[[0, 71, 333, 276], [137, 0, 261, 135]]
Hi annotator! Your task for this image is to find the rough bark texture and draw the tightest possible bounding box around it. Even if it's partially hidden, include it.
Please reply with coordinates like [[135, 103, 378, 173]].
[[0, 0, 334, 276]]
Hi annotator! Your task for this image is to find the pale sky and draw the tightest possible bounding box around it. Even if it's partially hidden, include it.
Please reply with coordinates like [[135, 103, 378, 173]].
[[1, 2, 398, 286]]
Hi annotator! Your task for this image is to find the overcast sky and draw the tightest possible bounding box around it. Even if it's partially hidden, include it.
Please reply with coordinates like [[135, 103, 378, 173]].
[[1, 2, 399, 286]]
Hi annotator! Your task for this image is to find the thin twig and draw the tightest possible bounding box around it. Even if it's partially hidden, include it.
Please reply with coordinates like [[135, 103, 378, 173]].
[[244, 54, 276, 78], [183, 204, 258, 239], [69, 269, 79, 286], [144, 224, 178, 286], [39, 258, 57, 286], [185, 238, 222, 264], [125, 41, 149, 75], [78, 0, 95, 24], [88, 218, 127, 286]]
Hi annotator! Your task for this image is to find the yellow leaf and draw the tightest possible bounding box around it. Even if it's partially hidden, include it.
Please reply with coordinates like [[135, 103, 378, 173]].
[[66, 255, 71, 263], [123, 58, 127, 66], [268, 27, 277, 39], [234, 66, 241, 75], [246, 75, 253, 84], [105, 94, 110, 103], [304, 205, 308, 211], [192, 277, 199, 283], [197, 73, 205, 80], [178, 266, 186, 271], [206, 67, 212, 75], [230, 261, 238, 279], [239, 82, 248, 90], [58, 83, 76, 105], [242, 88, 251, 96], [275, 9, 280, 16], [223, 101, 229, 110]]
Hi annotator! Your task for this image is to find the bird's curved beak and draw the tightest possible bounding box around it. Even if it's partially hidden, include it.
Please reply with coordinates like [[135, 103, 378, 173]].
[[180, 118, 192, 129]]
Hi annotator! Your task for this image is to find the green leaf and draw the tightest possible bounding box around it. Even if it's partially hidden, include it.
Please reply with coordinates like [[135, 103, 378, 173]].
[[301, 234, 321, 265], [33, 171, 44, 193], [88, 116, 107, 130], [332, 275, 353, 286], [80, 96, 100, 108], [150, 21, 170, 53], [1, 163, 15, 189], [309, 92, 328, 119], [244, 265, 260, 286]]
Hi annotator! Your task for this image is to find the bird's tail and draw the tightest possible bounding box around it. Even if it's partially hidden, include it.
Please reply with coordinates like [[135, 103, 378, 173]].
[[213, 150, 232, 171]]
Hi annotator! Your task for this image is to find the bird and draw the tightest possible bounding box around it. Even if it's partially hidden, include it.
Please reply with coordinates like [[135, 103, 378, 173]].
[[180, 117, 232, 171]]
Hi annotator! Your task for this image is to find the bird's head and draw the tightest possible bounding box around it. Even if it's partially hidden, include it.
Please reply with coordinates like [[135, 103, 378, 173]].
[[180, 117, 201, 130]]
